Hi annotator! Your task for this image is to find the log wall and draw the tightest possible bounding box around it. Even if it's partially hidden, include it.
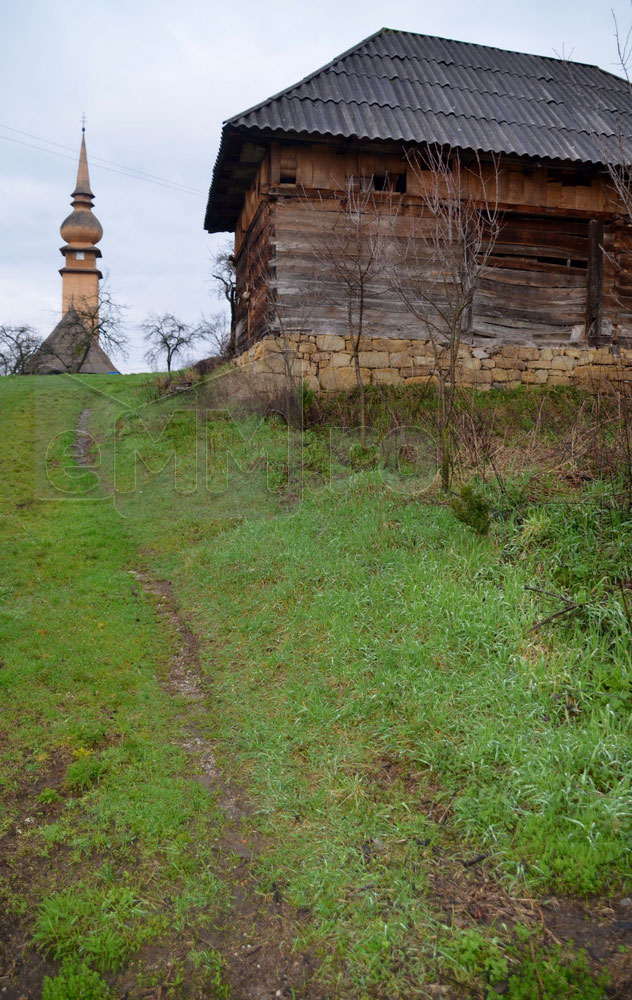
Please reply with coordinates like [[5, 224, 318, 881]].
[[234, 198, 272, 350], [473, 214, 590, 343], [233, 141, 632, 358]]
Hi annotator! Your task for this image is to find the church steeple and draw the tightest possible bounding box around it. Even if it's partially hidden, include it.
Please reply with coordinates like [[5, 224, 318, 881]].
[[24, 124, 119, 374], [59, 127, 103, 318], [72, 131, 95, 201]]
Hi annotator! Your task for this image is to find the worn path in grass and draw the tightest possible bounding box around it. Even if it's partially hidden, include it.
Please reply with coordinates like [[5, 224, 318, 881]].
[[77, 404, 324, 998], [118, 565, 324, 1000]]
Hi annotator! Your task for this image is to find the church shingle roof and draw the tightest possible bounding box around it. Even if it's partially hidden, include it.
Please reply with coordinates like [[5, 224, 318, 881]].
[[25, 308, 119, 374]]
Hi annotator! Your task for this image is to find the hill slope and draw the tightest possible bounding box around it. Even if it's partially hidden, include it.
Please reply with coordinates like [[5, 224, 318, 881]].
[[0, 374, 630, 998]]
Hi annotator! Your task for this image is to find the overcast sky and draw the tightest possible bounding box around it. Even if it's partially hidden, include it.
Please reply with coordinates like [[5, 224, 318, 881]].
[[1, 0, 631, 371]]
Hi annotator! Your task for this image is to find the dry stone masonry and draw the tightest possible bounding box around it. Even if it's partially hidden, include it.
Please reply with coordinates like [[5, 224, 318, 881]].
[[232, 334, 632, 393]]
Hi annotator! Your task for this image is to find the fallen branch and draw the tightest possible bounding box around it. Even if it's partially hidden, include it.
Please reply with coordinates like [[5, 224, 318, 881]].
[[525, 585, 576, 605], [618, 579, 632, 631], [528, 604, 582, 634], [525, 585, 583, 633]]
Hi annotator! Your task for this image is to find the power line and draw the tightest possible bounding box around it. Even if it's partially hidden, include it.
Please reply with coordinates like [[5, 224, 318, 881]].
[[0, 132, 204, 196], [0, 122, 205, 192], [0, 129, 205, 197]]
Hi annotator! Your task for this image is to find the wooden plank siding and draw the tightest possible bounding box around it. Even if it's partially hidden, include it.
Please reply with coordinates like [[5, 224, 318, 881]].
[[603, 221, 632, 344], [233, 142, 632, 352], [472, 214, 589, 343], [234, 198, 272, 350]]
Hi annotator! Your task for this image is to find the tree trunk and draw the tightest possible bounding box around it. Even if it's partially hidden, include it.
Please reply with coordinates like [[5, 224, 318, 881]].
[[438, 376, 450, 491], [355, 289, 367, 449], [353, 349, 366, 449]]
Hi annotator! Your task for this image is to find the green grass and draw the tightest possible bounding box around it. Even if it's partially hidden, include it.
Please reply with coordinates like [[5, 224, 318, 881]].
[[42, 960, 113, 1000], [1, 372, 629, 998], [0, 375, 228, 997], [33, 884, 148, 971]]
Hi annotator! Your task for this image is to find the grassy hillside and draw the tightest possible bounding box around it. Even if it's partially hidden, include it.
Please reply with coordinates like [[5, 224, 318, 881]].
[[0, 373, 630, 999]]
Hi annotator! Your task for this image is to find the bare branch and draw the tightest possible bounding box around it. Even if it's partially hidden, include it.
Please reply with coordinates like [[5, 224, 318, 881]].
[[613, 6, 632, 84], [389, 147, 502, 488], [305, 176, 400, 444], [0, 325, 42, 375], [210, 241, 237, 357], [69, 286, 129, 372], [23, 281, 128, 374]]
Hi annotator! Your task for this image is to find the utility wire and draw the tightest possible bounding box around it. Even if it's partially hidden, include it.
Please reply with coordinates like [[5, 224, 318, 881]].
[[0, 129, 205, 197], [0, 122, 204, 192]]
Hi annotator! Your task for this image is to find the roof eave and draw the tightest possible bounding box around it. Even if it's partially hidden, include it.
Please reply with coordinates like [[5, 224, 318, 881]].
[[204, 124, 270, 233]]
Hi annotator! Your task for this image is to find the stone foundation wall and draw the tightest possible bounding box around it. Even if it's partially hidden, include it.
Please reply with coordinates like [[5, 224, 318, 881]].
[[232, 334, 632, 393]]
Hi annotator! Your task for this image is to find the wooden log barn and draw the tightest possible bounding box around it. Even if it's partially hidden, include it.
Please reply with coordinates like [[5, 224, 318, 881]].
[[204, 29, 632, 390]]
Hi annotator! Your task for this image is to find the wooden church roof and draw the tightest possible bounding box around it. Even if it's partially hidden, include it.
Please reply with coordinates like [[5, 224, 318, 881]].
[[25, 308, 119, 374]]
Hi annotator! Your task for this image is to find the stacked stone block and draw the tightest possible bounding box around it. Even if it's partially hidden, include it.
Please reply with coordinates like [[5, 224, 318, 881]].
[[232, 334, 632, 392]]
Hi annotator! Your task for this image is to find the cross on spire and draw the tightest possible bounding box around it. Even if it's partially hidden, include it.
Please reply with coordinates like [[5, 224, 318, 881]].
[[81, 112, 87, 133]]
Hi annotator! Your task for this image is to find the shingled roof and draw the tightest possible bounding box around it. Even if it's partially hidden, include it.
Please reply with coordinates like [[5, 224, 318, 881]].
[[25, 308, 119, 375], [205, 27, 632, 233]]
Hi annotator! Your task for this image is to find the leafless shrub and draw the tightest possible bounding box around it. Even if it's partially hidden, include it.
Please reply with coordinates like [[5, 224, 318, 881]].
[[306, 177, 398, 446], [0, 324, 42, 375], [583, 374, 632, 506], [142, 312, 210, 374], [452, 400, 506, 489], [199, 313, 233, 360], [389, 148, 501, 489]]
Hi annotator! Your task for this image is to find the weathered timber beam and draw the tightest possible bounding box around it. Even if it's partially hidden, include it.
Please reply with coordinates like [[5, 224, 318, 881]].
[[586, 219, 604, 343]]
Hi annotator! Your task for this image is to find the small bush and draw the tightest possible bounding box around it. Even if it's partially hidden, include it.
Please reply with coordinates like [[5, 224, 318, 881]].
[[64, 756, 107, 792], [451, 483, 491, 535], [38, 787, 62, 805], [442, 929, 508, 991], [505, 945, 608, 999], [67, 720, 108, 749], [349, 442, 379, 470], [443, 929, 607, 1000]]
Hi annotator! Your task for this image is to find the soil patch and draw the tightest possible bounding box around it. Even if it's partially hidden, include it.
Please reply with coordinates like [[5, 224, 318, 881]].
[[0, 750, 73, 998], [425, 846, 631, 998]]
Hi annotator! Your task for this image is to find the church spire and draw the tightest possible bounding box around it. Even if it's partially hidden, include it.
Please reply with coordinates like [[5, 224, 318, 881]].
[[24, 124, 118, 374], [71, 131, 95, 202], [59, 127, 103, 318]]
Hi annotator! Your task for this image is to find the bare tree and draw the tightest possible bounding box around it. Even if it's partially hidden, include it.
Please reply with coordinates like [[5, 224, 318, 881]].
[[612, 4, 632, 190], [68, 287, 128, 372], [142, 313, 208, 374], [308, 177, 397, 446], [0, 325, 41, 375], [390, 148, 501, 489], [605, 10, 632, 293], [210, 242, 237, 357], [199, 313, 232, 359]]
